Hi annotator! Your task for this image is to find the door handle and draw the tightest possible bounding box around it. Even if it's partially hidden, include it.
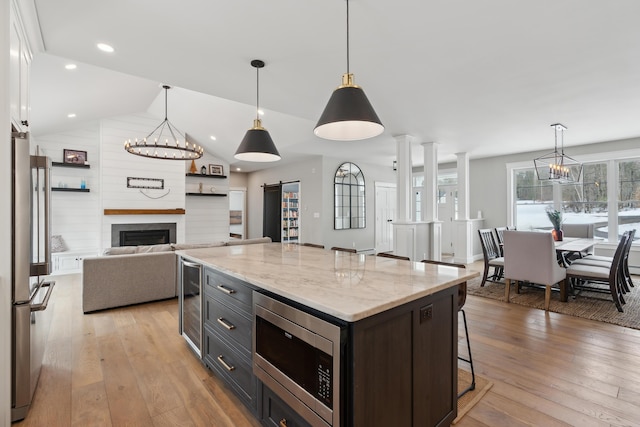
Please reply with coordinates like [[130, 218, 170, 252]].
[[30, 281, 55, 312]]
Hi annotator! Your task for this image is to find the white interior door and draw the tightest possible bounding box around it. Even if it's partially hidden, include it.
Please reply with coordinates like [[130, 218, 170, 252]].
[[438, 185, 457, 254], [229, 188, 246, 239], [375, 183, 396, 253]]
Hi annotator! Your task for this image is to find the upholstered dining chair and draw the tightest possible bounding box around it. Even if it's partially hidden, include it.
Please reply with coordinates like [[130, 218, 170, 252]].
[[421, 259, 475, 398], [503, 230, 567, 311], [565, 232, 628, 312], [477, 229, 505, 286]]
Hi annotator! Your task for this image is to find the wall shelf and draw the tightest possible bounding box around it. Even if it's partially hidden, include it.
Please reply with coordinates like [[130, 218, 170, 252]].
[[52, 187, 90, 192], [186, 192, 227, 197], [186, 173, 227, 179], [52, 162, 90, 169]]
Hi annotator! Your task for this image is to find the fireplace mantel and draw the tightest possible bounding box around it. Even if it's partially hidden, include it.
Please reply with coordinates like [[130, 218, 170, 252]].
[[104, 209, 186, 215]]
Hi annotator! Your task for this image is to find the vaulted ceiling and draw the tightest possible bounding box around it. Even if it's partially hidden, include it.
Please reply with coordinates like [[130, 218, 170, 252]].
[[26, 0, 640, 172]]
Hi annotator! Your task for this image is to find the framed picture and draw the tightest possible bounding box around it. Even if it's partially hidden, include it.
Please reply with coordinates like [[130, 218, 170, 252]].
[[209, 164, 224, 176], [63, 149, 87, 164]]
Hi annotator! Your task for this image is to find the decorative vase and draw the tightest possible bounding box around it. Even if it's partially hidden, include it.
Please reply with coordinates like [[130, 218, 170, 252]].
[[189, 159, 197, 174], [552, 228, 563, 241]]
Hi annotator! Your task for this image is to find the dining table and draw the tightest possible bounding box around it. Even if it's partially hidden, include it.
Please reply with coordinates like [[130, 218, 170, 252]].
[[554, 237, 602, 255]]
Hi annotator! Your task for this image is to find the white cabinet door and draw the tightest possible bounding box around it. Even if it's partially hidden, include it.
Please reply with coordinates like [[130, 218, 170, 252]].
[[9, 2, 31, 131]]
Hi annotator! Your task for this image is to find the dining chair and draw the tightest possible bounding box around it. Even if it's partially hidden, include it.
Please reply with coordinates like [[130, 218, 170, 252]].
[[568, 230, 633, 292], [503, 230, 567, 310], [565, 232, 628, 312], [421, 259, 475, 398], [302, 243, 325, 249], [330, 246, 357, 253], [376, 252, 410, 261], [477, 229, 505, 286], [494, 227, 507, 256]]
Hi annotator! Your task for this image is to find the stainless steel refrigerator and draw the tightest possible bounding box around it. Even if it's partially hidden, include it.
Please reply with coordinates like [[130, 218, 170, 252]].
[[11, 131, 55, 422]]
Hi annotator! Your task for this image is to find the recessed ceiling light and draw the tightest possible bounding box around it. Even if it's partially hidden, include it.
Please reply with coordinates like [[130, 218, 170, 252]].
[[210, 136, 217, 140], [97, 43, 114, 53], [67, 113, 76, 118], [236, 167, 241, 171], [65, 64, 77, 70], [258, 109, 265, 116]]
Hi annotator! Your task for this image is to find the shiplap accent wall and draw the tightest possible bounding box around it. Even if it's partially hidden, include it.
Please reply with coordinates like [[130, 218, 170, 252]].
[[35, 113, 230, 252], [184, 152, 230, 243], [34, 123, 101, 252], [100, 114, 229, 248]]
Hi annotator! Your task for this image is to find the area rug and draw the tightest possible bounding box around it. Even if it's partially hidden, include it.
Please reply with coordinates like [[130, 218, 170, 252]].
[[466, 275, 640, 330], [454, 368, 493, 424]]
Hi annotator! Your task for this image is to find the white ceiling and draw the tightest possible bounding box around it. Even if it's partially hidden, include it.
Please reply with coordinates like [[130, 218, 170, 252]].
[[25, 0, 640, 172]]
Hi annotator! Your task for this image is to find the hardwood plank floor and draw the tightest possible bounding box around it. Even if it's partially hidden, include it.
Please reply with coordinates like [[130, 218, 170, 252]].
[[14, 265, 640, 427]]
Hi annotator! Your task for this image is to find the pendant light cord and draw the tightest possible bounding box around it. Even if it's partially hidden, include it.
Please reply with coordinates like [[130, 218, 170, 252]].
[[346, 0, 350, 74], [164, 86, 168, 120], [256, 66, 260, 121]]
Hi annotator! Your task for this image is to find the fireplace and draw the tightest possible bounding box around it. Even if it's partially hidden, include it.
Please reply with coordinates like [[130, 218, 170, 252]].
[[111, 223, 177, 247]]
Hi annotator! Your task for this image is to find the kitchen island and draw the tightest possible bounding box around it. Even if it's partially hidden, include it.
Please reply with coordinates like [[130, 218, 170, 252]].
[[177, 243, 479, 427]]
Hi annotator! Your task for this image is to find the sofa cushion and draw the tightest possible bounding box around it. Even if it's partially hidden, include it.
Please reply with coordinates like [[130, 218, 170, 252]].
[[102, 244, 173, 255]]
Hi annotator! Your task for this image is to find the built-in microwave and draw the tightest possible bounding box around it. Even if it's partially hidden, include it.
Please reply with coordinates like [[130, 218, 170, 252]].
[[253, 292, 345, 427]]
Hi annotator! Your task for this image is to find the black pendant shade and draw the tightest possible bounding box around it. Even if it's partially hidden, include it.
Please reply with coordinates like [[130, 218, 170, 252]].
[[314, 0, 384, 141], [314, 74, 384, 141], [235, 119, 281, 162], [234, 59, 281, 163]]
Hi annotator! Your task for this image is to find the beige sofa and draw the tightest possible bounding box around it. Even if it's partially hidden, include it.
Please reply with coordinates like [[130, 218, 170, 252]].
[[82, 237, 271, 313]]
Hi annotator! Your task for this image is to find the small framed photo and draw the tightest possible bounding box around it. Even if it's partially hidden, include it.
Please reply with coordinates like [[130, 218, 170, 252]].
[[209, 164, 224, 176], [63, 149, 87, 164]]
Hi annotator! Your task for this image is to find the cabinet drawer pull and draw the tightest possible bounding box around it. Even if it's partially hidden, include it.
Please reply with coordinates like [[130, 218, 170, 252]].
[[279, 419, 287, 427], [217, 317, 236, 330], [217, 355, 235, 371], [216, 285, 236, 295]]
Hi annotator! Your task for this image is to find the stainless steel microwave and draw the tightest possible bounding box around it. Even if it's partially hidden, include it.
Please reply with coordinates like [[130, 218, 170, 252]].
[[253, 292, 344, 427]]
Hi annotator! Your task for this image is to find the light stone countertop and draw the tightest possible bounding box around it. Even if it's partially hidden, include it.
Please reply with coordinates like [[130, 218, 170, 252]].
[[177, 242, 480, 322]]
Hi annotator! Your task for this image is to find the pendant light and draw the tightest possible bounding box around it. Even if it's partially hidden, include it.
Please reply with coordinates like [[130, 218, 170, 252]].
[[124, 85, 203, 160], [533, 123, 583, 183], [234, 59, 281, 162], [314, 0, 384, 141]]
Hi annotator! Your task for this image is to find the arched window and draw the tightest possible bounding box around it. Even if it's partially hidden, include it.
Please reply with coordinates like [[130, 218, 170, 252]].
[[334, 162, 366, 229]]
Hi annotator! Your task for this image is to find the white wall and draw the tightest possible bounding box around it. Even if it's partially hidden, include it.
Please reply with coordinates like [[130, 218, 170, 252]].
[[35, 123, 101, 251], [322, 157, 396, 251], [246, 156, 324, 244], [1, 0, 11, 422], [468, 136, 640, 232], [245, 156, 396, 251]]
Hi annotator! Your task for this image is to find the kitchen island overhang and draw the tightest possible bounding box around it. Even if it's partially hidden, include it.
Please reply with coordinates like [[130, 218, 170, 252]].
[[176, 243, 479, 427], [176, 242, 479, 322]]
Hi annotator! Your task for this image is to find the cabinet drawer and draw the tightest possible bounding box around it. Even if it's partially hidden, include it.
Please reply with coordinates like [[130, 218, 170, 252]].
[[204, 294, 252, 354], [261, 384, 312, 427], [204, 326, 255, 407], [205, 268, 253, 313]]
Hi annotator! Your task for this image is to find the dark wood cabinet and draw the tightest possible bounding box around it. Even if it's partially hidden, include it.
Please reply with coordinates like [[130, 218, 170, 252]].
[[199, 263, 458, 427], [203, 267, 257, 411], [348, 285, 457, 427]]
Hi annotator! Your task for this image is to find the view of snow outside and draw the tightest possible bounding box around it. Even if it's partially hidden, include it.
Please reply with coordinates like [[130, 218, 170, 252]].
[[516, 202, 639, 240]]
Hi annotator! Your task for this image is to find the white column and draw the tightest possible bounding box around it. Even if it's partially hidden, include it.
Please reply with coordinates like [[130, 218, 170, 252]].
[[422, 142, 438, 222], [395, 135, 413, 222], [456, 152, 470, 220]]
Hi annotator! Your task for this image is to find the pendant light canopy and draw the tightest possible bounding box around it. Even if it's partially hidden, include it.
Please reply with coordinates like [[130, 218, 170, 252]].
[[314, 0, 383, 141], [533, 123, 583, 183], [124, 85, 203, 160], [234, 60, 281, 162]]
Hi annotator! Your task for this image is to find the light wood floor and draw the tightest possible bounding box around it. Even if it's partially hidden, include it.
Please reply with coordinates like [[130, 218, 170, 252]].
[[15, 265, 640, 427]]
